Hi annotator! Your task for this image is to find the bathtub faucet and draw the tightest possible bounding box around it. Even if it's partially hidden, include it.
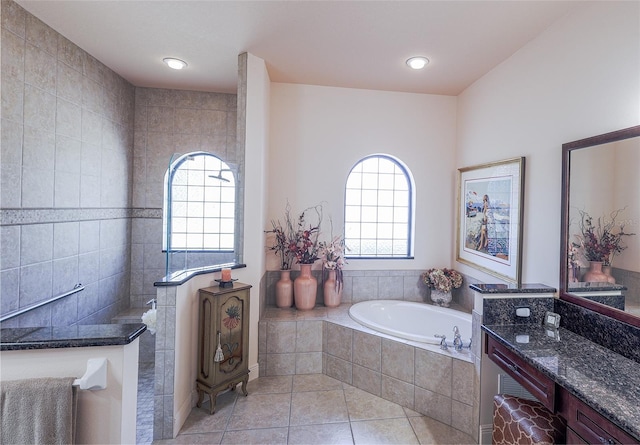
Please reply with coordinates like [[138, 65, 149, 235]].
[[452, 326, 463, 351], [434, 334, 448, 350]]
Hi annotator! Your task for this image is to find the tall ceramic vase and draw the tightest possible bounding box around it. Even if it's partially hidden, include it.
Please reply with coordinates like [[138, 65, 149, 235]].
[[275, 270, 293, 308], [582, 261, 609, 283], [323, 269, 343, 308], [294, 264, 317, 310], [602, 265, 616, 284]]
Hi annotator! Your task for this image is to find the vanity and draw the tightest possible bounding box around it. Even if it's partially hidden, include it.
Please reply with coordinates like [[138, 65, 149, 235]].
[[478, 125, 640, 444], [484, 324, 640, 443]]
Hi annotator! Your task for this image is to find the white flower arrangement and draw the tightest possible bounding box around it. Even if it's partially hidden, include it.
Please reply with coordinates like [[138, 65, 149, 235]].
[[141, 308, 157, 335]]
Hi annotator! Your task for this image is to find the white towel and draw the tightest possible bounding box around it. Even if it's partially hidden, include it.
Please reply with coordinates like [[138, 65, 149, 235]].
[[1, 377, 77, 444]]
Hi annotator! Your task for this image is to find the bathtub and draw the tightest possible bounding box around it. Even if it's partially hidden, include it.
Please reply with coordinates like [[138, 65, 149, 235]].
[[349, 300, 472, 346]]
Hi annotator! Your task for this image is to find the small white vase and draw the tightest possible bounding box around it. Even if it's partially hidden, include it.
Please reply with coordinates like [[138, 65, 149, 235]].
[[430, 289, 452, 307]]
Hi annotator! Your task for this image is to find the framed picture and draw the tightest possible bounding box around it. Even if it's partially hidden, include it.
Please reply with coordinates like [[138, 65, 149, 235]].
[[456, 157, 525, 285]]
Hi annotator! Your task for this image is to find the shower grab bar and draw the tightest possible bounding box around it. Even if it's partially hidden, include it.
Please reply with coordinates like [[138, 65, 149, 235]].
[[0, 283, 84, 323], [73, 357, 107, 390]]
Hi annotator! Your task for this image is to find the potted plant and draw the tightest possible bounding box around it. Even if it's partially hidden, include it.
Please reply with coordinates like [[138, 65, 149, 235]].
[[421, 268, 463, 307], [319, 232, 347, 307], [265, 206, 296, 308], [575, 208, 635, 283], [289, 204, 323, 310]]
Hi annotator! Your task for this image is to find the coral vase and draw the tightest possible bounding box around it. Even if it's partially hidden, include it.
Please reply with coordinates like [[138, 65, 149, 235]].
[[602, 265, 616, 284], [323, 269, 343, 308], [294, 264, 317, 310], [275, 270, 293, 308], [582, 261, 609, 283]]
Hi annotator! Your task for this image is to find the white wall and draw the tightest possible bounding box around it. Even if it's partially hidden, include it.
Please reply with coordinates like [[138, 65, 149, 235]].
[[2, 342, 139, 444], [268, 84, 457, 271], [456, 1, 640, 286], [234, 53, 270, 369]]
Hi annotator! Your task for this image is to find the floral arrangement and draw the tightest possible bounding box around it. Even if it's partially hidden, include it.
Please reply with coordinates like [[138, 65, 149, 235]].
[[319, 232, 347, 290], [141, 308, 157, 335], [289, 204, 323, 264], [421, 268, 463, 293], [574, 208, 635, 266], [266, 203, 324, 267], [265, 204, 296, 270]]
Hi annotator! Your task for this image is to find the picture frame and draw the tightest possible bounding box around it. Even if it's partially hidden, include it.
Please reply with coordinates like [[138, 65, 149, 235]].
[[456, 157, 525, 285]]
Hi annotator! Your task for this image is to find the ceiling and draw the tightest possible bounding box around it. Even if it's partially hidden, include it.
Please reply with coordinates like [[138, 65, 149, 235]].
[[16, 1, 585, 96]]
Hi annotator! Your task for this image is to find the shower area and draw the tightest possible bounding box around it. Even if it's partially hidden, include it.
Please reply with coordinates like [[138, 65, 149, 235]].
[[131, 87, 243, 442]]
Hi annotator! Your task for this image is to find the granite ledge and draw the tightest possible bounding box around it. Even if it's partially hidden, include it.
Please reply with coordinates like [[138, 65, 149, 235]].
[[0, 323, 146, 351], [482, 323, 640, 441], [470, 283, 556, 294], [154, 263, 246, 287]]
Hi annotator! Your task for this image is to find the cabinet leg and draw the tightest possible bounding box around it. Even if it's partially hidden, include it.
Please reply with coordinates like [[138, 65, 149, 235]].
[[208, 391, 218, 415], [196, 389, 204, 408], [241, 375, 249, 396]]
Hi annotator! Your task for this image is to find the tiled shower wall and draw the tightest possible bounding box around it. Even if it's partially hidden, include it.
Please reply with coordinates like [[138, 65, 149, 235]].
[[130, 88, 239, 309], [0, 0, 135, 326]]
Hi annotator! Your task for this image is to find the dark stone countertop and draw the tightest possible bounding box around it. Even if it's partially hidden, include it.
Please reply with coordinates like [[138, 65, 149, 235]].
[[470, 283, 556, 294], [0, 323, 147, 351], [568, 282, 627, 292], [483, 324, 640, 441]]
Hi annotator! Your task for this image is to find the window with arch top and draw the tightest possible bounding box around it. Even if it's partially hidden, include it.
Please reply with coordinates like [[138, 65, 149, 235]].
[[344, 154, 414, 258], [163, 152, 235, 252]]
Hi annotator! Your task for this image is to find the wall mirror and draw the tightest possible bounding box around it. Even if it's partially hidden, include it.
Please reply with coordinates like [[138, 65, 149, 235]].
[[560, 125, 640, 328]]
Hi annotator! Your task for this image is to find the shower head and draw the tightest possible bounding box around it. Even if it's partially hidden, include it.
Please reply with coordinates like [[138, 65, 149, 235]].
[[208, 170, 231, 183]]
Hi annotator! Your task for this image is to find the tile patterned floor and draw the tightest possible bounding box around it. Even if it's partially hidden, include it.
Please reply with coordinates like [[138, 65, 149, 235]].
[[137, 361, 155, 445], [152, 374, 476, 444]]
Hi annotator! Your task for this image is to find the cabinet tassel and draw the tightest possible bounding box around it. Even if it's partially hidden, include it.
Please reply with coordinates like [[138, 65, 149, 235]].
[[214, 331, 224, 362]]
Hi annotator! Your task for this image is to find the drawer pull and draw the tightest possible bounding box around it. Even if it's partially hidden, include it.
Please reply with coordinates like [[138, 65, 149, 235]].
[[598, 437, 615, 445], [507, 363, 518, 373]]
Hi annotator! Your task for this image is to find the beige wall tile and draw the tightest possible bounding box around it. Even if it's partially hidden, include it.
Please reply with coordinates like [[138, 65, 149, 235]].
[[414, 348, 453, 397], [414, 387, 452, 426], [353, 330, 381, 371], [352, 363, 381, 397], [381, 375, 415, 410], [381, 338, 414, 383]]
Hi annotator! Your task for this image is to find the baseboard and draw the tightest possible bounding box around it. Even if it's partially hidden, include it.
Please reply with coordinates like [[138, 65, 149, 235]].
[[249, 363, 259, 381], [479, 424, 493, 444]]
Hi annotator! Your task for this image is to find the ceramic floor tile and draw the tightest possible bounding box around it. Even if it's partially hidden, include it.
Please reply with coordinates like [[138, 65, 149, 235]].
[[220, 427, 289, 444], [226, 392, 291, 431], [409, 415, 476, 444], [178, 391, 237, 434], [344, 386, 406, 421], [153, 431, 224, 444], [351, 417, 419, 445], [290, 389, 349, 425], [245, 375, 293, 394], [292, 373, 343, 392], [288, 422, 354, 444]]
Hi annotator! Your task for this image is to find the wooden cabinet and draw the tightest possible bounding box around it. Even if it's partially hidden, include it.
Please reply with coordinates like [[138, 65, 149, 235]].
[[485, 332, 640, 445], [486, 334, 556, 411], [557, 387, 637, 444], [196, 283, 251, 414]]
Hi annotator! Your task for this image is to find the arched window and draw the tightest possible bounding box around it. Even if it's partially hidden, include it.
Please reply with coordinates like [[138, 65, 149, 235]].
[[344, 155, 414, 258], [163, 152, 235, 252]]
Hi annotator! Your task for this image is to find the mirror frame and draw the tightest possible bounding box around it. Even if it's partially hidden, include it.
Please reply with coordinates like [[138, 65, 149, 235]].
[[560, 125, 640, 328]]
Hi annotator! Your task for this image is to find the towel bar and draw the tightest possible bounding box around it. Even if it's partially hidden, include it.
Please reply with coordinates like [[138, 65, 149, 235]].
[[73, 357, 107, 390]]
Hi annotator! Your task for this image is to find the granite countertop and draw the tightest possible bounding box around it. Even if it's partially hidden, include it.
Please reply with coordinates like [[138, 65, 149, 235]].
[[470, 283, 556, 294], [482, 324, 640, 441], [0, 323, 147, 351]]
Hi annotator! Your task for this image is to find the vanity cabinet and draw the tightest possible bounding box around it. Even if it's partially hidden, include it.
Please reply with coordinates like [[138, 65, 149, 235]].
[[486, 335, 555, 411], [196, 283, 251, 414], [484, 330, 640, 445], [557, 387, 637, 445]]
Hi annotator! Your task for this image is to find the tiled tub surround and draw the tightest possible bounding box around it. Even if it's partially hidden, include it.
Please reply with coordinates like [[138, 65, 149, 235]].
[[258, 304, 479, 439], [263, 269, 477, 312]]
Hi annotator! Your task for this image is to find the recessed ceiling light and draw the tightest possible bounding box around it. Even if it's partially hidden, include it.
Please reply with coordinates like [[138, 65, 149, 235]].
[[163, 58, 187, 70], [406, 56, 429, 70]]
